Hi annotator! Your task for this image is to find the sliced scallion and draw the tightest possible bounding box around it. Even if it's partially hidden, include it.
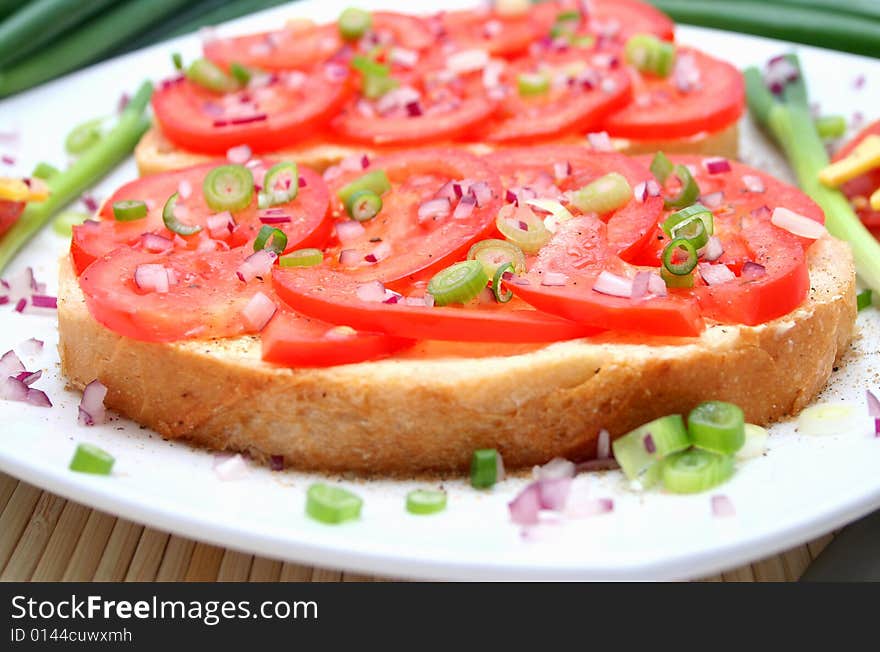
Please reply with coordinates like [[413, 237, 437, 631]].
[[671, 216, 709, 249], [687, 401, 745, 455], [338, 7, 372, 41], [203, 163, 254, 212], [162, 192, 202, 236], [570, 172, 632, 214], [662, 203, 714, 239], [492, 262, 514, 304], [112, 199, 147, 222], [495, 205, 552, 254], [32, 161, 60, 181], [406, 489, 447, 515], [186, 58, 239, 93], [857, 289, 872, 311], [65, 117, 105, 156], [467, 238, 526, 279], [612, 414, 690, 486], [52, 210, 89, 237], [280, 248, 323, 268], [258, 161, 298, 209], [171, 52, 183, 71], [650, 151, 674, 184], [69, 443, 115, 475], [660, 265, 695, 288], [517, 72, 550, 97], [254, 225, 287, 255], [664, 164, 700, 209], [470, 449, 501, 489], [624, 33, 676, 77], [661, 449, 734, 494], [427, 260, 488, 306], [337, 169, 390, 207], [306, 483, 362, 524], [346, 190, 383, 222], [815, 114, 847, 140], [229, 61, 252, 86], [662, 237, 698, 276]]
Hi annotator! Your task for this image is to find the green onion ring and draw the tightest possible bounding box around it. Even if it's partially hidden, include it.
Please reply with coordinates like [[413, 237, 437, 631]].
[[661, 449, 735, 494], [280, 248, 323, 268], [254, 225, 288, 255], [258, 161, 299, 209], [203, 164, 254, 212], [662, 237, 698, 276], [112, 199, 148, 222], [427, 260, 489, 307], [492, 262, 514, 304], [406, 489, 447, 515], [185, 58, 240, 93], [338, 7, 373, 41], [687, 401, 746, 455], [664, 164, 701, 209], [162, 192, 202, 236], [337, 170, 391, 207], [69, 443, 115, 475], [346, 189, 383, 222], [649, 151, 674, 184]]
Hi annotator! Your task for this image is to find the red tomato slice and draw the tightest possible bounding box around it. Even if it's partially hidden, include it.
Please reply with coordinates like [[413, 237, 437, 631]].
[[834, 119, 880, 236], [71, 162, 331, 275], [204, 12, 434, 72], [272, 266, 599, 342], [602, 47, 744, 139], [483, 48, 632, 143], [0, 200, 23, 239], [485, 145, 663, 259], [152, 68, 349, 155], [262, 309, 414, 367], [79, 247, 276, 342], [437, 4, 558, 58], [506, 215, 704, 336], [324, 149, 502, 287], [579, 0, 675, 43]]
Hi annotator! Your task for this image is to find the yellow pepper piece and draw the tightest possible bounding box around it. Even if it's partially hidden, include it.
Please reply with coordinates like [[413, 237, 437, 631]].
[[0, 177, 49, 203], [819, 135, 880, 187], [871, 186, 880, 211]]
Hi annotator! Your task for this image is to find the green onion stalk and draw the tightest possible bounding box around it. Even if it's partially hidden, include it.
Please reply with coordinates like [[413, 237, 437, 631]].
[[0, 80, 153, 273], [744, 54, 880, 293]]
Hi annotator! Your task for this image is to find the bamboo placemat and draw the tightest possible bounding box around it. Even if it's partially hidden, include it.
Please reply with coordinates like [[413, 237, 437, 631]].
[[0, 470, 833, 582]]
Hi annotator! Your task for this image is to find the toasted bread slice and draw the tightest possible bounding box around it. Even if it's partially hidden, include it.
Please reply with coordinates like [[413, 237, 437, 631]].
[[133, 121, 740, 176], [58, 234, 855, 476]]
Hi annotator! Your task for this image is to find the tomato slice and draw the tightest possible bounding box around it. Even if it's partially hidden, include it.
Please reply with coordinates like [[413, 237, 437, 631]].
[[262, 309, 414, 367], [152, 67, 349, 155], [324, 149, 502, 287], [79, 247, 276, 342], [834, 119, 880, 237], [437, 4, 558, 58], [71, 162, 331, 275], [204, 12, 434, 72], [272, 265, 598, 342], [485, 145, 663, 259], [0, 200, 23, 239], [483, 47, 632, 143], [602, 47, 744, 139], [579, 0, 675, 43]]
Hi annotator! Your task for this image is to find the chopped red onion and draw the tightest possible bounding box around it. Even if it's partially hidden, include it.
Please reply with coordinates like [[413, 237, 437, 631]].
[[541, 271, 569, 287], [446, 49, 489, 73], [703, 157, 731, 174], [533, 457, 576, 481], [214, 453, 248, 481], [269, 455, 284, 471], [14, 298, 26, 313], [141, 233, 173, 253], [391, 47, 419, 68], [587, 131, 613, 151], [701, 236, 724, 262], [78, 379, 107, 425], [553, 161, 572, 181], [339, 249, 361, 266], [24, 387, 51, 407], [81, 193, 98, 212], [177, 179, 193, 199], [15, 370, 41, 386], [771, 207, 827, 239], [226, 144, 252, 164], [867, 390, 880, 418], [633, 181, 648, 203], [566, 496, 614, 518], [750, 205, 771, 220], [366, 241, 391, 263], [592, 270, 632, 298], [31, 295, 57, 309], [356, 280, 387, 303], [453, 195, 476, 220], [482, 60, 504, 88], [418, 197, 451, 223], [764, 57, 799, 94], [0, 376, 27, 402], [213, 114, 267, 127], [674, 52, 701, 92], [647, 273, 667, 297], [324, 62, 349, 82], [0, 349, 24, 377], [853, 74, 866, 90], [711, 494, 736, 518], [741, 174, 765, 193], [600, 77, 617, 94], [597, 429, 610, 460], [1, 154, 15, 165], [469, 181, 493, 207], [242, 292, 276, 332], [134, 264, 170, 293], [205, 211, 235, 239], [258, 214, 291, 224], [631, 271, 652, 300], [538, 477, 572, 511], [405, 100, 423, 117], [235, 250, 276, 283], [644, 434, 656, 453], [701, 191, 724, 209], [741, 261, 767, 280], [17, 337, 43, 357], [699, 263, 736, 286], [335, 219, 366, 244], [508, 483, 541, 525]]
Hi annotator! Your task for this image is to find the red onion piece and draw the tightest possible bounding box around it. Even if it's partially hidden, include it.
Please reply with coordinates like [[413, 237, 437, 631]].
[[78, 379, 107, 426], [14, 298, 26, 313], [15, 370, 41, 385], [242, 292, 276, 331], [742, 174, 766, 193], [703, 157, 731, 174], [553, 161, 572, 181], [701, 236, 724, 262], [771, 207, 827, 239], [711, 494, 736, 518], [335, 219, 366, 244], [597, 429, 610, 459], [258, 214, 291, 224], [469, 181, 493, 207], [339, 249, 361, 266], [31, 295, 56, 309], [566, 496, 614, 518], [269, 455, 285, 471], [538, 477, 572, 511], [741, 261, 767, 280], [25, 387, 51, 407], [533, 457, 576, 481], [405, 100, 423, 117], [0, 349, 25, 377], [213, 114, 267, 127], [391, 47, 418, 68], [587, 131, 613, 151], [699, 263, 736, 286], [452, 195, 476, 220], [508, 483, 541, 525], [866, 390, 880, 417], [701, 191, 724, 209], [632, 181, 647, 203], [1, 154, 15, 165], [418, 197, 451, 223], [644, 434, 656, 453], [540, 271, 569, 287], [134, 264, 170, 294], [214, 453, 248, 481], [631, 271, 652, 300], [674, 52, 701, 92], [17, 337, 43, 357], [356, 280, 387, 303], [141, 233, 173, 253], [592, 270, 632, 298], [0, 376, 27, 401], [447, 49, 489, 73], [235, 250, 276, 283], [226, 144, 252, 164], [366, 241, 391, 263]]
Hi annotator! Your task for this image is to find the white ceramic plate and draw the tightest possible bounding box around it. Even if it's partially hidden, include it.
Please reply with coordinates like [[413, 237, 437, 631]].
[[1, 0, 879, 581]]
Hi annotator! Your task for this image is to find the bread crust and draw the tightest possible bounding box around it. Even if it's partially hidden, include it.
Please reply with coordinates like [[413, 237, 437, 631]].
[[134, 122, 740, 176], [58, 236, 856, 476]]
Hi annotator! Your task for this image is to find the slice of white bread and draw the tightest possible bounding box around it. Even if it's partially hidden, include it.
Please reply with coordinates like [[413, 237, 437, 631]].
[[58, 234, 856, 476], [133, 121, 740, 176]]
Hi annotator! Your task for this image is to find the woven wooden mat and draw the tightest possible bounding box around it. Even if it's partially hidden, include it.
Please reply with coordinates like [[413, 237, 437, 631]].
[[0, 471, 833, 582]]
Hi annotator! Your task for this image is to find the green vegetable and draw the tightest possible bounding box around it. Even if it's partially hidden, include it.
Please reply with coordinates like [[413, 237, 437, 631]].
[[337, 170, 391, 207], [815, 115, 847, 140], [338, 7, 372, 41], [549, 9, 581, 38], [662, 238, 698, 276], [492, 262, 515, 304], [186, 57, 239, 93], [624, 33, 675, 77], [229, 62, 253, 86], [65, 117, 106, 156], [671, 216, 709, 250], [650, 151, 674, 184], [663, 164, 700, 209], [51, 210, 89, 237], [857, 289, 872, 311], [470, 449, 501, 489], [406, 489, 447, 515], [69, 443, 115, 475], [203, 164, 254, 212], [0, 0, 190, 98], [306, 483, 362, 524], [612, 414, 690, 485], [0, 80, 152, 273], [570, 172, 632, 214], [346, 190, 383, 222], [687, 401, 746, 455], [744, 54, 880, 294], [517, 72, 550, 97], [647, 0, 880, 58], [662, 203, 714, 239], [32, 161, 60, 181], [495, 206, 552, 254], [279, 248, 323, 268], [661, 265, 695, 288], [112, 199, 147, 222], [253, 225, 287, 256], [171, 51, 183, 70], [351, 55, 398, 99], [162, 193, 201, 237], [0, 0, 118, 68], [427, 260, 489, 306], [661, 448, 735, 494], [258, 161, 299, 208], [736, 423, 769, 460], [467, 238, 527, 279]]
